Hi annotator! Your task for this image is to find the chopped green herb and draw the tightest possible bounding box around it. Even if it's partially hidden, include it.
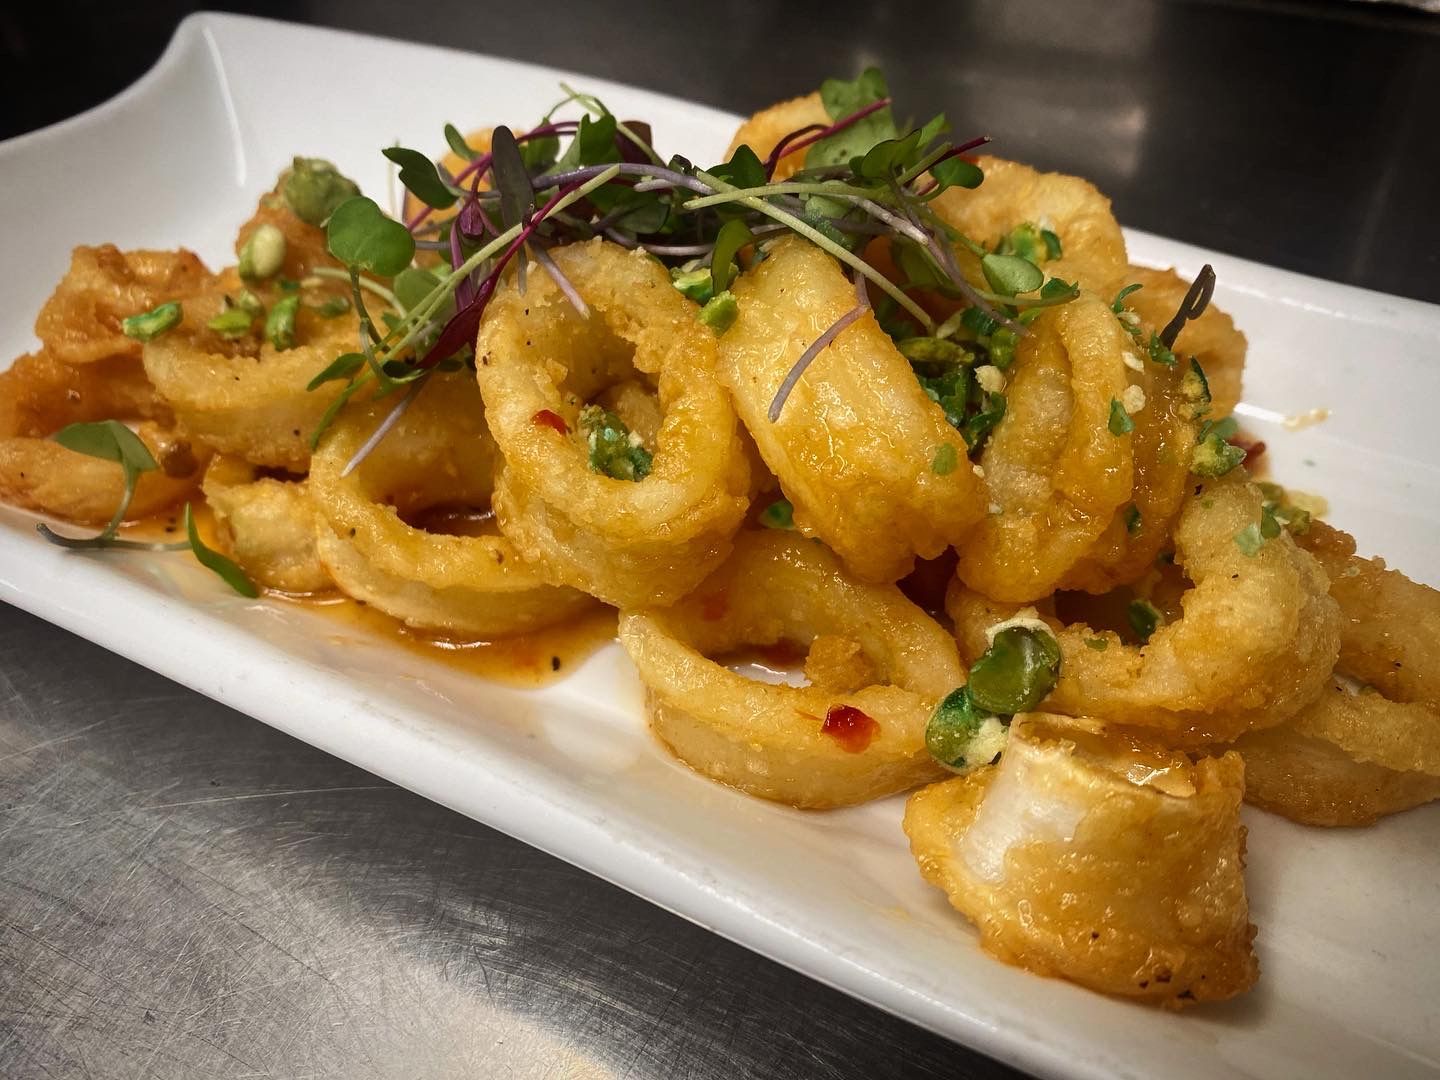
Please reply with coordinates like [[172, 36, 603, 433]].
[[925, 687, 1006, 771], [759, 498, 794, 529], [239, 223, 287, 281], [1192, 431, 1246, 477], [967, 626, 1062, 715], [1127, 599, 1163, 643], [916, 367, 972, 431], [310, 295, 351, 318], [185, 504, 259, 597], [1146, 330, 1176, 367], [121, 302, 182, 342], [898, 336, 972, 367], [1181, 358, 1211, 418], [1109, 398, 1135, 436], [962, 391, 1006, 452], [1122, 503, 1142, 535], [1111, 283, 1143, 314], [283, 157, 362, 225], [1084, 637, 1110, 651], [932, 443, 959, 475], [580, 405, 653, 482], [265, 293, 301, 351], [699, 291, 739, 334], [1234, 522, 1265, 557]]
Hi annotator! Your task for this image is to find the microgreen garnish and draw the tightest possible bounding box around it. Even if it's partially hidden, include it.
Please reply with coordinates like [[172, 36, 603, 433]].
[[283, 157, 361, 225], [710, 219, 754, 296], [1108, 398, 1135, 436], [968, 626, 1062, 715], [239, 223, 286, 281], [35, 421, 158, 547], [382, 146, 459, 210], [580, 405, 652, 481], [326, 196, 416, 276], [1127, 599, 1163, 643], [184, 503, 258, 597], [760, 498, 794, 529], [121, 302, 182, 342]]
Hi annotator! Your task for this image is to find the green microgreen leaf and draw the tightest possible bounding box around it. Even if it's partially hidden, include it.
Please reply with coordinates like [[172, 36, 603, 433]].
[[807, 68, 898, 168], [282, 157, 362, 226], [382, 146, 459, 210], [1040, 277, 1079, 301], [393, 267, 445, 313], [306, 352, 366, 391], [1109, 398, 1135, 436], [1127, 599, 1164, 643], [265, 293, 301, 351], [759, 498, 794, 529], [711, 219, 755, 295], [709, 144, 766, 190], [1041, 229, 1063, 260], [326, 196, 415, 277], [1111, 283, 1143, 313], [580, 405, 652, 482], [968, 626, 1062, 715], [121, 302, 182, 342], [54, 420, 158, 473], [980, 253, 1044, 296], [489, 126, 535, 231], [555, 112, 620, 174], [931, 156, 984, 191], [521, 130, 561, 171], [443, 123, 480, 160], [931, 443, 959, 475], [184, 503, 258, 597]]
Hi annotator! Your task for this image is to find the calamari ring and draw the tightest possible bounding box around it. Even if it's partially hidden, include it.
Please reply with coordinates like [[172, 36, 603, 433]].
[[0, 421, 206, 526], [904, 713, 1256, 1007], [718, 237, 986, 584], [202, 456, 331, 594], [724, 92, 828, 182], [1060, 344, 1198, 593], [144, 301, 370, 472], [617, 530, 959, 809], [1123, 266, 1246, 418], [310, 372, 593, 638], [1296, 521, 1440, 713], [949, 473, 1341, 746], [34, 245, 214, 367], [932, 156, 1129, 296], [476, 237, 750, 608], [1231, 701, 1440, 828], [954, 293, 1136, 602]]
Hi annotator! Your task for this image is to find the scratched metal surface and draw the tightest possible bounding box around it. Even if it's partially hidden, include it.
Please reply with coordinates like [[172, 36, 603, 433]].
[[0, 605, 1019, 1079]]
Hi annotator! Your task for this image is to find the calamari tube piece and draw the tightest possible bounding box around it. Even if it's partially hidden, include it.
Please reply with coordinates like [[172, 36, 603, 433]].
[[718, 238, 987, 583], [905, 714, 1257, 1007]]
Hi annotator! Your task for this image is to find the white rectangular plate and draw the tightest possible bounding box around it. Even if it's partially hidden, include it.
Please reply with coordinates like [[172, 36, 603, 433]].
[[2, 14, 1438, 1079]]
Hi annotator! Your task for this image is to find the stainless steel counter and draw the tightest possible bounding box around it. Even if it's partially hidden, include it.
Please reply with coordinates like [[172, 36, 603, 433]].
[[2, 2, 1438, 1077]]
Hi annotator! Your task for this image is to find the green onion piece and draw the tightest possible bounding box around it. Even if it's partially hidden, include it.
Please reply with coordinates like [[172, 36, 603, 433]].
[[986, 328, 1018, 369], [579, 405, 652, 482], [898, 336, 971, 366], [925, 687, 1006, 771], [266, 293, 301, 351], [1181, 358, 1211, 418], [239, 223, 287, 281], [235, 290, 265, 317], [283, 157, 362, 226], [207, 306, 255, 339], [1084, 637, 1109, 651], [759, 498, 794, 529], [967, 626, 1062, 715], [310, 295, 351, 318], [670, 267, 714, 304], [121, 302, 182, 342], [699, 291, 739, 335], [932, 443, 959, 475], [1127, 599, 1163, 643], [1109, 398, 1135, 436]]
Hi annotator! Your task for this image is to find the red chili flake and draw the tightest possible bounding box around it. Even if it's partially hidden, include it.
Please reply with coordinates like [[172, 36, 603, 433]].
[[1230, 436, 1266, 463], [758, 639, 806, 667], [821, 704, 879, 753], [532, 409, 569, 434], [699, 591, 728, 621]]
